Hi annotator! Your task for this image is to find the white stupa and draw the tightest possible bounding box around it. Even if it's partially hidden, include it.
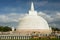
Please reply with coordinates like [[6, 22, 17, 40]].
[[16, 2, 52, 34]]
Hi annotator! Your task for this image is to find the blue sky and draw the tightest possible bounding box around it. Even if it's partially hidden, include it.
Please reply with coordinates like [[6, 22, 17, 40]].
[[0, 0, 60, 29], [0, 0, 60, 14]]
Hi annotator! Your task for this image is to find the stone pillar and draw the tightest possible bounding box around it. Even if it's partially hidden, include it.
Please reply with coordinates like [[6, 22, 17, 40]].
[[17, 36, 18, 40], [9, 36, 10, 40], [14, 36, 15, 39], [15, 36, 16, 39], [10, 36, 11, 39], [20, 36, 22, 39]]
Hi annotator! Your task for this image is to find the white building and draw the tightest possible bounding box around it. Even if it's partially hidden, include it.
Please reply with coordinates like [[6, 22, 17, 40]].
[[16, 2, 52, 36]]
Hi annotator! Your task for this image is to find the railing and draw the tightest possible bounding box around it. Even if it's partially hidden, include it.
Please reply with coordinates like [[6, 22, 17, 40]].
[[0, 34, 60, 40], [0, 35, 32, 40]]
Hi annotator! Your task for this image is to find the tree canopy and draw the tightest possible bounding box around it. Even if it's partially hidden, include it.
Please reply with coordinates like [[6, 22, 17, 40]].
[[52, 27, 60, 31], [0, 26, 12, 32]]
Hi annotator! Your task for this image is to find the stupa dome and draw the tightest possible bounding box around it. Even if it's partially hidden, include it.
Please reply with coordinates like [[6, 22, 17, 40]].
[[16, 2, 52, 34], [17, 15, 50, 29]]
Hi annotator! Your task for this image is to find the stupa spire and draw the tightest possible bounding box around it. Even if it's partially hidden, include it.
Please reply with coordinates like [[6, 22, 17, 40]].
[[29, 2, 37, 16], [31, 2, 34, 11]]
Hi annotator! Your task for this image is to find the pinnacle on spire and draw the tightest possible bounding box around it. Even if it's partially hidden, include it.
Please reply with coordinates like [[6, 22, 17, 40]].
[[31, 2, 34, 11]]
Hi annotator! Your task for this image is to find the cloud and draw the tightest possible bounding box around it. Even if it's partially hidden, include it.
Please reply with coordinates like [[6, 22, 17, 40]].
[[54, 12, 60, 21], [0, 13, 28, 22], [0, 15, 8, 22], [0, 12, 60, 28], [38, 12, 53, 23], [38, 12, 60, 23], [0, 13, 28, 27]]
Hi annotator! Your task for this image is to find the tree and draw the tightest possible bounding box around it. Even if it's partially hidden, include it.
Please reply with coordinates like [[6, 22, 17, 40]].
[[52, 27, 60, 31], [3, 26, 12, 32], [0, 26, 12, 32], [0, 26, 4, 32]]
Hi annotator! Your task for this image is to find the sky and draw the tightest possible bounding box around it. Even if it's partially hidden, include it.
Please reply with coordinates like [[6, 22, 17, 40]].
[[0, 0, 60, 29]]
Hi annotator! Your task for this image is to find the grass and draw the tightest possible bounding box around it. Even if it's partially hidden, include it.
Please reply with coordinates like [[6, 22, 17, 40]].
[[29, 38, 60, 40]]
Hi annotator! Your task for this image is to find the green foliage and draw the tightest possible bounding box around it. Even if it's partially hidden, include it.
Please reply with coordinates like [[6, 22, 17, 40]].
[[52, 27, 60, 31], [0, 26, 12, 32], [29, 38, 60, 40]]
